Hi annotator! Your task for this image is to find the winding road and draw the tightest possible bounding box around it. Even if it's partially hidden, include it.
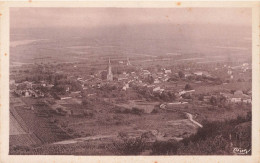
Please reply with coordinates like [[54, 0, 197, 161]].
[[185, 112, 203, 128]]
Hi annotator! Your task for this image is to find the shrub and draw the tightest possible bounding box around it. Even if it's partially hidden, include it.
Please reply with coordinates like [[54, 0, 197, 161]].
[[151, 108, 159, 114], [151, 141, 179, 155], [112, 137, 146, 155], [184, 84, 193, 90], [198, 95, 204, 101], [131, 107, 144, 115], [179, 114, 252, 155], [178, 71, 184, 78]]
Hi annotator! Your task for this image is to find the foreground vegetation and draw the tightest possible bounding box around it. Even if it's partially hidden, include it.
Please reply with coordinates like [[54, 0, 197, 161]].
[[10, 112, 251, 155], [110, 111, 251, 155]]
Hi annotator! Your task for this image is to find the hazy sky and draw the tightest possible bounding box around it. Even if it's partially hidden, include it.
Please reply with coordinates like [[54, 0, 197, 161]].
[[11, 8, 251, 29]]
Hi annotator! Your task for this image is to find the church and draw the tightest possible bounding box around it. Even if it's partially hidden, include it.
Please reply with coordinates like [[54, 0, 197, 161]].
[[107, 58, 113, 81]]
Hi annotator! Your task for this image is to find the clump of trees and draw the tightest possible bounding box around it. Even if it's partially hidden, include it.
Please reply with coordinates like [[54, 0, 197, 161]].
[[112, 137, 146, 155], [133, 85, 176, 102], [51, 78, 82, 95]]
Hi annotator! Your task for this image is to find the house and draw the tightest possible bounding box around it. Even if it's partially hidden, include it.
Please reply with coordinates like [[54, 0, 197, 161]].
[[53, 104, 71, 116], [117, 74, 128, 81], [168, 102, 188, 105], [163, 77, 169, 82], [224, 90, 252, 104], [194, 71, 203, 76], [71, 91, 81, 94], [231, 98, 242, 103], [66, 86, 70, 92], [60, 96, 72, 100], [122, 83, 129, 91], [227, 70, 232, 75], [185, 73, 192, 78], [23, 81, 33, 89], [203, 96, 211, 102], [147, 84, 155, 88], [242, 99, 252, 103], [179, 90, 195, 96], [143, 70, 151, 75], [46, 84, 54, 88], [24, 90, 31, 97], [194, 71, 211, 77], [153, 87, 164, 93], [243, 63, 249, 67], [154, 79, 160, 84], [234, 90, 243, 96], [164, 69, 172, 74]]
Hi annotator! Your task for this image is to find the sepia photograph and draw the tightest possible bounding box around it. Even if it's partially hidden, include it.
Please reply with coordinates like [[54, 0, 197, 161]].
[[8, 7, 253, 156], [0, 2, 258, 161]]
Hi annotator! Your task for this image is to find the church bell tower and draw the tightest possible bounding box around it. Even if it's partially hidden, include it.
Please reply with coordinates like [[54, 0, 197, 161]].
[[107, 58, 113, 81]]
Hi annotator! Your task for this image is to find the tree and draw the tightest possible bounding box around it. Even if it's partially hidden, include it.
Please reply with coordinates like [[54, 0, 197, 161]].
[[185, 84, 193, 90], [82, 98, 94, 109], [144, 75, 154, 84], [70, 80, 82, 91], [198, 95, 204, 101], [178, 71, 184, 78], [52, 85, 67, 95], [101, 71, 107, 80], [210, 96, 217, 106]]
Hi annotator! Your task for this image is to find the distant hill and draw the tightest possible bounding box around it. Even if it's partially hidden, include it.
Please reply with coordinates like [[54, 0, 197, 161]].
[[10, 23, 251, 64]]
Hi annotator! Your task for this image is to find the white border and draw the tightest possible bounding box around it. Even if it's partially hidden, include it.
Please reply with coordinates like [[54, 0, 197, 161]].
[[1, 1, 259, 163]]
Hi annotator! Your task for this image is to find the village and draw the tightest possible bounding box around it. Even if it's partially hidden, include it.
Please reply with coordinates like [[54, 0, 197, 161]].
[[10, 56, 252, 150], [10, 57, 252, 111], [7, 6, 253, 156]]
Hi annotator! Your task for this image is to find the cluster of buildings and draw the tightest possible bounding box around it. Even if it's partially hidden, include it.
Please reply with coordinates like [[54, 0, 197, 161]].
[[221, 90, 252, 104], [10, 58, 252, 110], [11, 81, 53, 98]]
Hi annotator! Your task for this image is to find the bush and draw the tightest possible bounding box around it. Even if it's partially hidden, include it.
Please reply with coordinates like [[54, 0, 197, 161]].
[[151, 141, 179, 155], [82, 98, 94, 109], [184, 84, 193, 90], [198, 95, 204, 101], [131, 107, 144, 115], [179, 113, 252, 155], [151, 108, 160, 114], [112, 137, 146, 155], [178, 71, 184, 78]]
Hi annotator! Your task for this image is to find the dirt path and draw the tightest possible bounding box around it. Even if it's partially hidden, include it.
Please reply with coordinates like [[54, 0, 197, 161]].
[[52, 134, 117, 145], [185, 112, 203, 128]]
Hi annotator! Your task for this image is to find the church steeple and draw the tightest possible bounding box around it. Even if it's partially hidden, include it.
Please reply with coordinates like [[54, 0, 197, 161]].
[[107, 58, 113, 81], [126, 57, 131, 66]]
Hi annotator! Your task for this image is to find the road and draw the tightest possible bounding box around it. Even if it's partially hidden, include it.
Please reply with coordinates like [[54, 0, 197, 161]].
[[53, 134, 117, 145], [185, 112, 203, 128]]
